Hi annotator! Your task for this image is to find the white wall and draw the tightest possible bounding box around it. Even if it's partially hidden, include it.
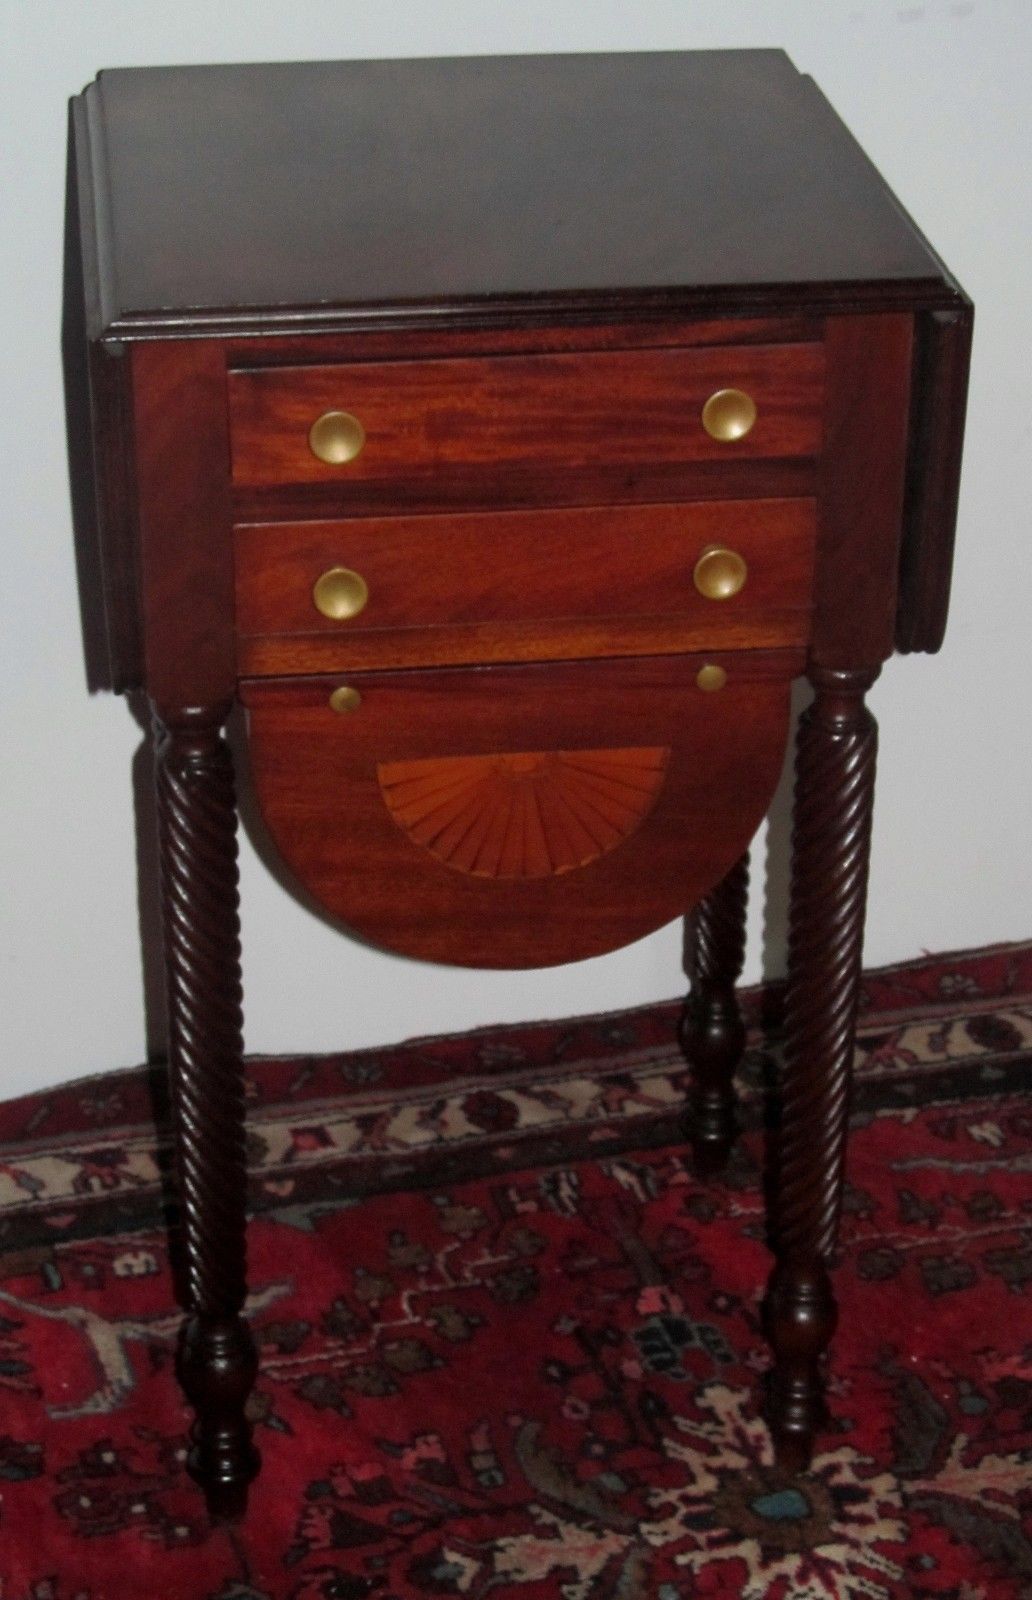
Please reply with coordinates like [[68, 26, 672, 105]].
[[1, 1, 1029, 1100]]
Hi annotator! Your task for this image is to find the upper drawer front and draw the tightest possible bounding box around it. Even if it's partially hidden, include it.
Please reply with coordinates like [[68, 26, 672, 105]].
[[228, 344, 825, 492]]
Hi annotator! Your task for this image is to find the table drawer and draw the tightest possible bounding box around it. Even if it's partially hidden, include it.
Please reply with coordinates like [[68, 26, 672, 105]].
[[228, 343, 825, 494], [234, 497, 816, 672], [240, 650, 801, 967]]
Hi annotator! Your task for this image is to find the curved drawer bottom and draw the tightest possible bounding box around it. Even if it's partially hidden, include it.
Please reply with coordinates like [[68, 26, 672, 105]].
[[240, 651, 801, 968]]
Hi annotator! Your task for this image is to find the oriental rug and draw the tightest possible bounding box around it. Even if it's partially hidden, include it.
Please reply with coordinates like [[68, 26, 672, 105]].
[[0, 940, 1029, 1599]]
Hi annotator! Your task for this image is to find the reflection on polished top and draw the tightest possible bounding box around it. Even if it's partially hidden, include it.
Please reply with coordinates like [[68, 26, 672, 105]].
[[76, 50, 958, 338]]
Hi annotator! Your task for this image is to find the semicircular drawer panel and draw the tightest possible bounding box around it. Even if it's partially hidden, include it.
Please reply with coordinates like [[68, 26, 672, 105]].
[[240, 650, 802, 968]]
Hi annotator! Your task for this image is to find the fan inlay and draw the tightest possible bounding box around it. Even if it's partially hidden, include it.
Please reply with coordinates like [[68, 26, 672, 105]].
[[377, 747, 670, 879]]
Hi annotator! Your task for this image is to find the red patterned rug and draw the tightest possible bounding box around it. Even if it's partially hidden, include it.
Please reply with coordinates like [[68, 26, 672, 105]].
[[0, 941, 1030, 1599]]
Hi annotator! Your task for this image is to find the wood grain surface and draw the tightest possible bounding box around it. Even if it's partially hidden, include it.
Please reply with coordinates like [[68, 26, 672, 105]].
[[239, 651, 802, 968], [233, 498, 817, 664], [228, 344, 825, 490], [131, 342, 235, 707], [76, 53, 953, 340], [812, 315, 914, 667], [896, 305, 975, 653]]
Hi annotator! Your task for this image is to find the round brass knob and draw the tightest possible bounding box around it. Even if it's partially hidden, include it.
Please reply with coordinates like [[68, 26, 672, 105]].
[[312, 566, 369, 621], [308, 410, 366, 465], [693, 545, 748, 601], [696, 663, 728, 693], [328, 685, 362, 714], [701, 387, 757, 443]]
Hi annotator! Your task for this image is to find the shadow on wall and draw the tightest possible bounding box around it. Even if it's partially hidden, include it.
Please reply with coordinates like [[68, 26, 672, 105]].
[[62, 100, 112, 698], [761, 676, 812, 988]]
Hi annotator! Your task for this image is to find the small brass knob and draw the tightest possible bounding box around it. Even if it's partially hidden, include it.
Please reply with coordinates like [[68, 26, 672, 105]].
[[693, 545, 748, 602], [312, 566, 369, 621], [696, 664, 728, 693], [308, 410, 366, 465], [701, 387, 757, 443], [328, 685, 362, 714]]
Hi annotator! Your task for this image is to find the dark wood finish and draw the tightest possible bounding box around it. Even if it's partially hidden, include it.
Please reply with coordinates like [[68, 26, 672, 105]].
[[240, 653, 800, 969], [229, 344, 824, 491], [233, 458, 818, 526], [227, 317, 821, 522], [76, 38, 974, 690], [897, 305, 975, 653], [766, 666, 879, 1469], [76, 52, 955, 342], [131, 342, 235, 707], [84, 343, 141, 692], [680, 853, 750, 1174], [234, 499, 816, 664], [812, 315, 914, 668], [152, 703, 258, 1519], [69, 50, 973, 1505], [236, 613, 803, 680], [67, 94, 143, 692], [227, 315, 825, 366]]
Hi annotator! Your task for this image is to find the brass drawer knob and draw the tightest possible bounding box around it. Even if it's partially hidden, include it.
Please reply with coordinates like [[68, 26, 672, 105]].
[[312, 566, 369, 620], [696, 663, 728, 692], [701, 387, 757, 442], [328, 685, 362, 714], [309, 409, 366, 465], [693, 545, 748, 601]]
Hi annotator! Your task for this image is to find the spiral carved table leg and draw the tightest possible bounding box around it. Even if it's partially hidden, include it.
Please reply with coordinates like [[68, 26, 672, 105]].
[[766, 666, 879, 1472], [679, 853, 750, 1174], [153, 703, 258, 1520]]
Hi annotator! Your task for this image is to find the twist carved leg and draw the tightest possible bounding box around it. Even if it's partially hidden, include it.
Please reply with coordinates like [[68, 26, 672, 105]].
[[766, 667, 879, 1472], [679, 853, 750, 1174], [153, 703, 258, 1520]]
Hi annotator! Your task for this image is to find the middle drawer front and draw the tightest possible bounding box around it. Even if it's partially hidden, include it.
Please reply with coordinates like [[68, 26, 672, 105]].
[[235, 498, 816, 674]]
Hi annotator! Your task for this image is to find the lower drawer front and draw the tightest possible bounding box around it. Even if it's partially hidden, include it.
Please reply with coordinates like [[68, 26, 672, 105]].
[[234, 497, 816, 674], [240, 650, 801, 968]]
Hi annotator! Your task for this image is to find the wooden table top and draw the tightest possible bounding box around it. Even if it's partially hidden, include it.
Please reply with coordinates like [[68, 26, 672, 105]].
[[74, 50, 962, 339]]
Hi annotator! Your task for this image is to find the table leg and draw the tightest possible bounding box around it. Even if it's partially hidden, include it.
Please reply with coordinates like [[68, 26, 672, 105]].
[[766, 666, 879, 1471], [152, 702, 259, 1520], [680, 853, 750, 1174]]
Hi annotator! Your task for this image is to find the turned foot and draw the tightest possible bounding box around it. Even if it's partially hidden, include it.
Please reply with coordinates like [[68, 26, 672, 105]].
[[680, 853, 749, 1174], [179, 1315, 260, 1519], [765, 1259, 837, 1470]]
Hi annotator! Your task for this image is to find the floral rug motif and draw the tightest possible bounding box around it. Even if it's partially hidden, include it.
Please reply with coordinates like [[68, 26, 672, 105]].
[[0, 940, 1029, 1598]]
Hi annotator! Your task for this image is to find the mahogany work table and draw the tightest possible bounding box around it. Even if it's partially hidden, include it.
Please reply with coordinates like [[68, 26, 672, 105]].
[[70, 50, 972, 1518]]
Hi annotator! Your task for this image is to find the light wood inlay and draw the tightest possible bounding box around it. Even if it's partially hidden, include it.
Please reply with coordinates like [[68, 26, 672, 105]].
[[377, 748, 670, 878]]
